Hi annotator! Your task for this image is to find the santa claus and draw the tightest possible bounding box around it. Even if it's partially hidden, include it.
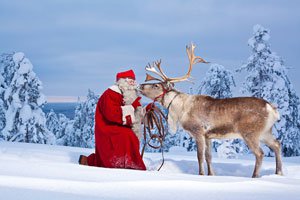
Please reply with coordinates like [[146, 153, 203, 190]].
[[78, 69, 146, 170]]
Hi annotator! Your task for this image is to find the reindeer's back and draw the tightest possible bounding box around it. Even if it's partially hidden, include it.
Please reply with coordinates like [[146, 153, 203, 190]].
[[190, 95, 277, 138]]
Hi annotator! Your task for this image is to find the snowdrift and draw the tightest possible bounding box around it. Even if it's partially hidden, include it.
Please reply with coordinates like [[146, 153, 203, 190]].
[[0, 141, 299, 200]]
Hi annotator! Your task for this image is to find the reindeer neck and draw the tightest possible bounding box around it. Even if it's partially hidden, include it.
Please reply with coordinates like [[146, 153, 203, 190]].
[[159, 89, 191, 127], [161, 89, 187, 109]]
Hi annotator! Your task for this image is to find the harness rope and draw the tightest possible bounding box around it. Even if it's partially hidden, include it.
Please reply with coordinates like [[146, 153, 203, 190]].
[[141, 103, 167, 171], [141, 88, 180, 171]]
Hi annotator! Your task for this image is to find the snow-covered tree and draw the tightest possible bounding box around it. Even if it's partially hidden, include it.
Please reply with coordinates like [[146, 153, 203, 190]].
[[56, 113, 70, 145], [46, 109, 59, 137], [198, 64, 246, 158], [0, 52, 55, 144], [217, 140, 236, 159], [198, 64, 235, 99], [237, 24, 300, 156], [0, 102, 5, 132], [45, 90, 98, 148], [0, 73, 6, 137], [178, 128, 197, 151], [46, 110, 70, 145], [67, 90, 98, 148]]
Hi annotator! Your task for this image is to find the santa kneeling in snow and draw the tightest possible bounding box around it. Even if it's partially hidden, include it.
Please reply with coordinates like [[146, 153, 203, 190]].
[[78, 69, 146, 170]]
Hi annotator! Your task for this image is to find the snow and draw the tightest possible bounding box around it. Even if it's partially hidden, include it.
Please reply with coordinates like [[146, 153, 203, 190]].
[[217, 140, 237, 159], [37, 94, 46, 106], [168, 146, 187, 153], [262, 33, 270, 41], [2, 106, 16, 135], [4, 87, 11, 100], [253, 24, 262, 33], [12, 52, 24, 63], [0, 141, 299, 200], [18, 58, 33, 75], [256, 43, 265, 52], [19, 105, 32, 122], [0, 73, 4, 83]]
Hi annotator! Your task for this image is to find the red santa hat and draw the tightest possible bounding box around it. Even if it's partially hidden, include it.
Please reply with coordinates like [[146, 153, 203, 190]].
[[116, 69, 136, 81]]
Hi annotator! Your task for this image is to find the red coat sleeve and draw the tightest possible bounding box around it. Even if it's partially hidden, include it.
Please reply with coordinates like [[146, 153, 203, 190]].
[[99, 90, 124, 125]]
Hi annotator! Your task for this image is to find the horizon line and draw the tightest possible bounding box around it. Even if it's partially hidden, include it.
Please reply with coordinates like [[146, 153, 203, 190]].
[[46, 96, 87, 103]]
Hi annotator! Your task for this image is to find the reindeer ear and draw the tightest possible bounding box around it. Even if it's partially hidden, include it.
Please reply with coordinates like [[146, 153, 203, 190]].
[[145, 73, 154, 82]]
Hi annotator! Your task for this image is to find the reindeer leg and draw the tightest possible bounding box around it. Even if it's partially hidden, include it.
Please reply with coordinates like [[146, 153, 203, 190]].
[[261, 130, 283, 175], [196, 135, 206, 175], [244, 137, 264, 178], [205, 138, 215, 176]]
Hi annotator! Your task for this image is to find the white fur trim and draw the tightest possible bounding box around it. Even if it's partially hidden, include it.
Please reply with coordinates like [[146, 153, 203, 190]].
[[121, 105, 136, 125], [141, 106, 147, 116], [109, 85, 122, 94]]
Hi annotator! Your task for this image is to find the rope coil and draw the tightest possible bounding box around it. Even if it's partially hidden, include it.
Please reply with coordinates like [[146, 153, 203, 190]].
[[141, 103, 167, 171]]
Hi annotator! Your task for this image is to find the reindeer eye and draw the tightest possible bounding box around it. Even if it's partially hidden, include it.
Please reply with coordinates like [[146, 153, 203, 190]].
[[152, 84, 159, 89]]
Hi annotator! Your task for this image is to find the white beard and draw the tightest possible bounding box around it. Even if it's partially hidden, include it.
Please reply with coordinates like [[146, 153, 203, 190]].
[[117, 79, 142, 141]]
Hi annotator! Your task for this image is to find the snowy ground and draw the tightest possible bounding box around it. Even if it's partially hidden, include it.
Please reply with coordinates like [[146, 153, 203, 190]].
[[0, 142, 299, 200]]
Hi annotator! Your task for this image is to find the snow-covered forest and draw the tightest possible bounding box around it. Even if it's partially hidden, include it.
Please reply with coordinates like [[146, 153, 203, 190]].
[[0, 25, 300, 158]]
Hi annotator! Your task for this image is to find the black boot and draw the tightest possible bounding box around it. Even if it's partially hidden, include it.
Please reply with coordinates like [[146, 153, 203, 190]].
[[78, 155, 88, 165]]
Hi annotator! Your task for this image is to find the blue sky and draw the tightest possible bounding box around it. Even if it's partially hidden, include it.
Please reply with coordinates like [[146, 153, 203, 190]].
[[0, 0, 299, 102]]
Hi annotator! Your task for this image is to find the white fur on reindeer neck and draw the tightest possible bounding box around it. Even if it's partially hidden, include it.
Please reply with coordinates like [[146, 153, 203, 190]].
[[116, 78, 142, 141]]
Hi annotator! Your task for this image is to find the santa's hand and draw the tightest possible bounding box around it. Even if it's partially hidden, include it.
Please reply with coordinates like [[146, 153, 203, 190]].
[[132, 97, 142, 109], [145, 103, 154, 112], [141, 103, 154, 118], [125, 115, 133, 126]]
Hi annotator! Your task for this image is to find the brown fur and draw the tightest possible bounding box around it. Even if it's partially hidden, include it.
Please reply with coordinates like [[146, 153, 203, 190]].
[[139, 83, 283, 178]]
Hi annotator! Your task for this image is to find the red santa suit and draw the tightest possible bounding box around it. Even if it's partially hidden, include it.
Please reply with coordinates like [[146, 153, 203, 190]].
[[87, 78, 146, 170]]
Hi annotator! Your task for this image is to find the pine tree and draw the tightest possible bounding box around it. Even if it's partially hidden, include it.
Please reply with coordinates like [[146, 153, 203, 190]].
[[46, 109, 59, 138], [68, 90, 98, 148], [0, 53, 15, 140], [237, 24, 300, 156], [0, 73, 6, 137], [198, 64, 235, 99], [198, 64, 246, 158], [0, 52, 55, 144], [46, 110, 70, 145], [56, 113, 70, 145]]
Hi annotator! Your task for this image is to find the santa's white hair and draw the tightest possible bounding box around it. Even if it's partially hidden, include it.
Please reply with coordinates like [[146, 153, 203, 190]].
[[117, 78, 142, 140]]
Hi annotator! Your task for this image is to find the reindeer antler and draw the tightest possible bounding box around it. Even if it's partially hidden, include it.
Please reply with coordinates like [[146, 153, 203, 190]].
[[145, 60, 170, 82], [145, 43, 208, 83], [167, 43, 209, 83]]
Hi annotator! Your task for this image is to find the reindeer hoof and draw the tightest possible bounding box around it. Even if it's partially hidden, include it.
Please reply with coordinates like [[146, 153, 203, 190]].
[[252, 174, 260, 178], [276, 171, 283, 176], [208, 172, 215, 176]]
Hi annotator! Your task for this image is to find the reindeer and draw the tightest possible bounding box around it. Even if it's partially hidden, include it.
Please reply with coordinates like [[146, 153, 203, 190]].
[[139, 44, 283, 178]]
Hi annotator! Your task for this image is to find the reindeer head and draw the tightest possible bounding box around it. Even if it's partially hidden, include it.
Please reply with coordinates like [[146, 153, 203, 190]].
[[139, 43, 208, 101], [139, 82, 171, 101]]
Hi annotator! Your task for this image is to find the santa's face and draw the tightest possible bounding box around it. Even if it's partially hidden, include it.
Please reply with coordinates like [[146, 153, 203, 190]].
[[126, 78, 137, 86], [117, 78, 138, 91]]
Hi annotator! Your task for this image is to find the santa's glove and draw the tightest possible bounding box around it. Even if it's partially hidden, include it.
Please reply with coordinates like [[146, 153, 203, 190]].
[[132, 97, 142, 109], [145, 103, 154, 112], [125, 115, 133, 126]]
